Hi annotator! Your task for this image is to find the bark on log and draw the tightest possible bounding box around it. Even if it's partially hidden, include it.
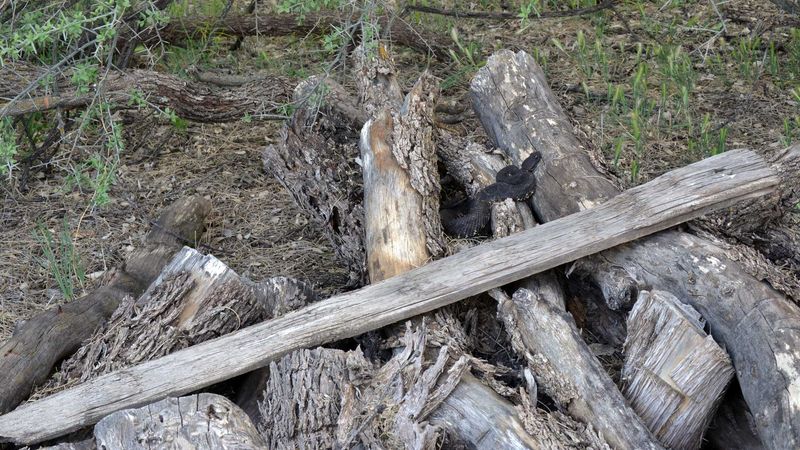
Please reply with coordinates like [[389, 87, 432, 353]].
[[94, 393, 265, 449], [257, 347, 376, 448], [622, 290, 734, 450], [0, 149, 776, 445], [0, 196, 211, 415], [492, 288, 663, 450], [469, 49, 800, 449], [51, 247, 315, 387], [0, 64, 291, 121]]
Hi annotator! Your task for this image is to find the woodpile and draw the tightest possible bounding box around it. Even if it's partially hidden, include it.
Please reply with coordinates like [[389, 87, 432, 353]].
[[1, 44, 798, 450]]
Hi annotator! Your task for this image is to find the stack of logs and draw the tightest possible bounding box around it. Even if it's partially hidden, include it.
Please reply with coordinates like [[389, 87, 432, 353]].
[[0, 45, 798, 450]]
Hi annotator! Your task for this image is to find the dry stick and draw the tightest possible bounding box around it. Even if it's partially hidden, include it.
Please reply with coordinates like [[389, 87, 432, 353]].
[[0, 149, 777, 445], [469, 49, 800, 450], [404, 0, 615, 20], [0, 196, 211, 415]]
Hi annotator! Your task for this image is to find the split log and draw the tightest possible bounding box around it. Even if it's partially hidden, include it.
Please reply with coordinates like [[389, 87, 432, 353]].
[[0, 196, 211, 415], [622, 290, 734, 450], [469, 49, 800, 449], [51, 247, 316, 386], [0, 149, 776, 445], [94, 393, 265, 449], [0, 64, 291, 120], [492, 288, 662, 450]]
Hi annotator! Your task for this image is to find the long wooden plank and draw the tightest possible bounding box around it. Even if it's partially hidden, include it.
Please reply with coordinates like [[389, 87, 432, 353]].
[[0, 149, 777, 445]]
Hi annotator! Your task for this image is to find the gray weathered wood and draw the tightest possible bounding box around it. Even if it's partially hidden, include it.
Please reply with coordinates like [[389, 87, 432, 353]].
[[0, 196, 211, 415], [0, 149, 776, 445], [470, 49, 799, 449], [94, 393, 265, 449], [493, 288, 663, 450], [623, 290, 734, 450]]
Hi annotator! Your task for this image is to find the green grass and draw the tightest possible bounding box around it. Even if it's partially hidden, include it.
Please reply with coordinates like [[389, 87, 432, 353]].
[[34, 218, 85, 301]]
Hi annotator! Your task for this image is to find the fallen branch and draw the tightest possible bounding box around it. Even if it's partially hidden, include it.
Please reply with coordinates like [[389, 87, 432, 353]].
[[0, 66, 291, 121], [0, 149, 776, 445], [151, 10, 450, 58], [404, 0, 615, 20]]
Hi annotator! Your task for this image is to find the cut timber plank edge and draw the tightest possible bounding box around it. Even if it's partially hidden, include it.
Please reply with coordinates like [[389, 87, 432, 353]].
[[0, 149, 778, 445]]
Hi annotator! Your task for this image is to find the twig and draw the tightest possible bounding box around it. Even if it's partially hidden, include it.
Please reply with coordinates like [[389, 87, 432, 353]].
[[404, 0, 615, 20]]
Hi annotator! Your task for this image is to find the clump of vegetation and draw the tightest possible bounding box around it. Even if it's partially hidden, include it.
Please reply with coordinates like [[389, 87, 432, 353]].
[[34, 218, 85, 301]]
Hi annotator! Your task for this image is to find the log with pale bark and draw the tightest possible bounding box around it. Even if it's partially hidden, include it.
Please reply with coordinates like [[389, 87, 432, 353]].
[[94, 393, 265, 449], [622, 290, 734, 450], [469, 49, 800, 450], [0, 148, 776, 445], [0, 195, 210, 416]]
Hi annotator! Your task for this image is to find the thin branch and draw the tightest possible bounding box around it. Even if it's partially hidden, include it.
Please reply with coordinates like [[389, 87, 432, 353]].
[[403, 0, 615, 20]]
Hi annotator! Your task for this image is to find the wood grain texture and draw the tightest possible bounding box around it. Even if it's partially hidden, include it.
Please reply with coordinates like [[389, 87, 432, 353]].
[[0, 196, 210, 415], [0, 149, 776, 445], [623, 290, 734, 450], [94, 393, 265, 449]]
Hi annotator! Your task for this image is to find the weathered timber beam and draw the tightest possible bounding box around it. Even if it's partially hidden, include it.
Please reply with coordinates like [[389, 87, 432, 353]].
[[0, 149, 776, 445], [469, 49, 799, 449], [0, 196, 210, 415]]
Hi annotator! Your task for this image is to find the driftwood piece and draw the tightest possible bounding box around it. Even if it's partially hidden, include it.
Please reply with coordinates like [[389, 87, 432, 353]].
[[0, 64, 291, 120], [94, 393, 265, 449], [263, 77, 367, 286], [469, 49, 800, 449], [575, 231, 800, 450], [52, 247, 315, 387], [0, 196, 210, 415], [0, 149, 776, 445], [492, 288, 662, 450], [622, 290, 734, 450]]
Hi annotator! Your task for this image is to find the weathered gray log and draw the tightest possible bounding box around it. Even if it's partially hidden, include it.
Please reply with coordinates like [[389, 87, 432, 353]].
[[0, 196, 211, 415], [94, 393, 265, 449], [470, 49, 799, 449], [622, 290, 734, 450], [53, 247, 315, 386], [263, 77, 367, 286], [0, 149, 776, 445], [492, 288, 662, 450]]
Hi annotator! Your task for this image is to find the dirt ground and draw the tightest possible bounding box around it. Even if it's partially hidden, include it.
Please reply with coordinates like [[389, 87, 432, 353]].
[[1, 0, 798, 342]]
